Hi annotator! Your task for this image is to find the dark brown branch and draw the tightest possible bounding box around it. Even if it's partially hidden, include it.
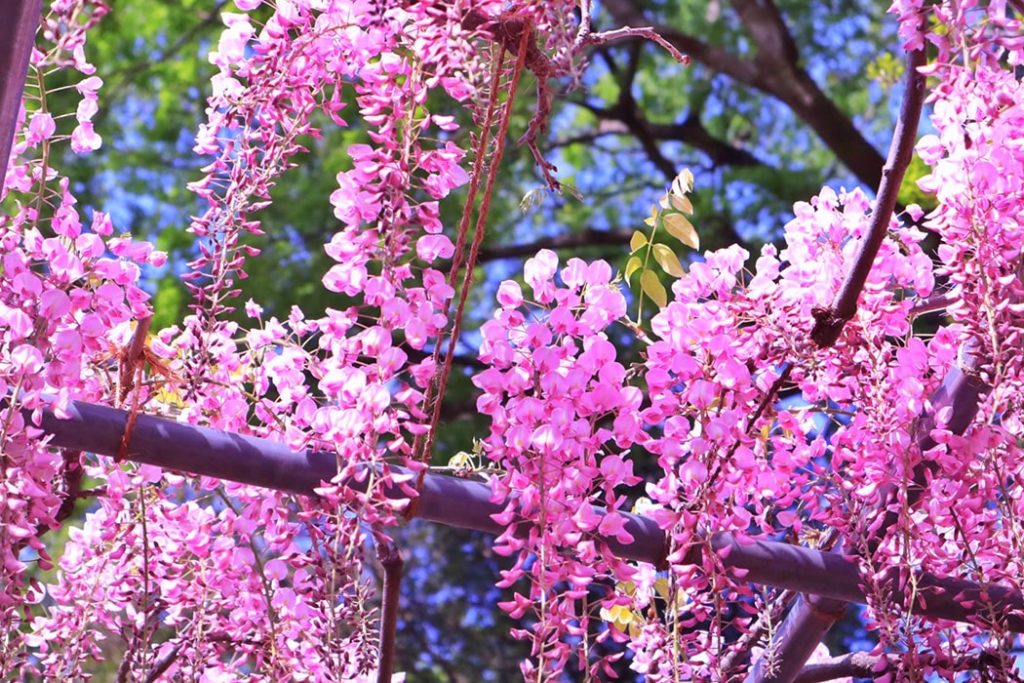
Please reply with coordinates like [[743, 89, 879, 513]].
[[750, 359, 990, 683], [601, 0, 888, 190], [0, 0, 42, 187], [478, 228, 634, 261], [462, 7, 687, 192], [652, 116, 764, 167], [909, 290, 959, 317], [810, 46, 927, 348], [794, 651, 1004, 683], [375, 539, 404, 683], [729, 0, 799, 65], [404, 347, 486, 371], [622, 39, 644, 91], [601, 0, 758, 83], [548, 127, 621, 149], [720, 589, 797, 676], [143, 644, 181, 683]]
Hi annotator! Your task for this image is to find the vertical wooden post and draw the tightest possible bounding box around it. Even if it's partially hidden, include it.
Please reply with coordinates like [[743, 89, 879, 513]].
[[0, 0, 42, 188]]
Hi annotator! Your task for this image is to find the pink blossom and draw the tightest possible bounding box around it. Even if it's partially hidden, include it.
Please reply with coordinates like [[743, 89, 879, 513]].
[[26, 112, 55, 146], [70, 122, 101, 153]]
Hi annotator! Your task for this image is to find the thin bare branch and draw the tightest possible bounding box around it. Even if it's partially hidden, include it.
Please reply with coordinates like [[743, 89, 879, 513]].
[[479, 228, 633, 261]]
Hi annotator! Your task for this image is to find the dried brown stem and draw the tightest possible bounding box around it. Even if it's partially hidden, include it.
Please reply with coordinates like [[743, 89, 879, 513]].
[[143, 644, 181, 683], [463, 6, 687, 192]]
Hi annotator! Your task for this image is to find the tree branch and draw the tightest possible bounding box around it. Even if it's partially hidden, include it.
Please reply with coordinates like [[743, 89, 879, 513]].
[[375, 539, 404, 683], [478, 228, 634, 261], [729, 0, 799, 65], [794, 650, 1004, 683], [810, 45, 927, 348], [748, 355, 990, 683], [600, 0, 888, 190]]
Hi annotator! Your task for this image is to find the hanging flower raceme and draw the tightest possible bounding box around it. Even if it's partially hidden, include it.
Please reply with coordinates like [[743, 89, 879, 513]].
[[475, 251, 645, 678], [0, 0, 161, 674]]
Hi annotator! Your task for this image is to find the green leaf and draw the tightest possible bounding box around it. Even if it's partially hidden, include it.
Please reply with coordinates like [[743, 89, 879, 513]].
[[652, 244, 684, 277], [624, 255, 643, 280], [663, 213, 699, 249], [640, 270, 668, 308], [630, 231, 648, 253]]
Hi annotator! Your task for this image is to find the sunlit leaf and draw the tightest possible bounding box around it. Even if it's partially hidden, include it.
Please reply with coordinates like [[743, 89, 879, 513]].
[[672, 168, 694, 196], [652, 244, 684, 277], [663, 213, 699, 249], [640, 270, 667, 308], [669, 193, 693, 214], [624, 255, 643, 280], [449, 452, 473, 468], [644, 205, 658, 227], [630, 231, 648, 253]]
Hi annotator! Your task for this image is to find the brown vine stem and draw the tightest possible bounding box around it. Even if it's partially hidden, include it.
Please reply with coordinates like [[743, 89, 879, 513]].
[[116, 316, 153, 463], [416, 15, 531, 483], [809, 45, 927, 348], [408, 14, 509, 480], [375, 538, 404, 683]]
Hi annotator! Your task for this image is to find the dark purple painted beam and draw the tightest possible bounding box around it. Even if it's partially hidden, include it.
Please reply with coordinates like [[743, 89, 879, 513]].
[[32, 399, 1024, 632], [0, 0, 42, 186], [749, 359, 991, 683]]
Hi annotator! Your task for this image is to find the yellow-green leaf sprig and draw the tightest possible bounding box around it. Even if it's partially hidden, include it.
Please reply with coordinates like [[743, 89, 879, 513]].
[[624, 169, 700, 321]]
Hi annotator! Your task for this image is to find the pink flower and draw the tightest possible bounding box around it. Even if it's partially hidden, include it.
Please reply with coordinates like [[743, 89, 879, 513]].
[[26, 112, 55, 146], [496, 280, 523, 309], [70, 123, 102, 153]]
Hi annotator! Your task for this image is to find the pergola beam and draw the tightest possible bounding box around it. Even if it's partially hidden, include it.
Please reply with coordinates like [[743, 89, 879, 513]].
[[31, 398, 1024, 633]]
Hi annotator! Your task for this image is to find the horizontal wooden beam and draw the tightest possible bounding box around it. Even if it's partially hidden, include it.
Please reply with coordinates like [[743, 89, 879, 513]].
[[28, 398, 1024, 632]]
